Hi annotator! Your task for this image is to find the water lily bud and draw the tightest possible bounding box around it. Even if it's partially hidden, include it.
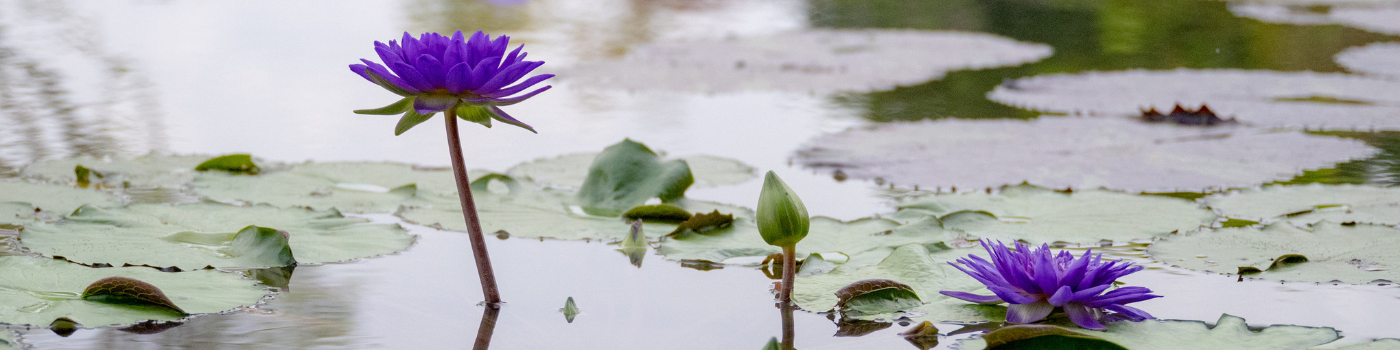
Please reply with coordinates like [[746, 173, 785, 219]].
[[757, 171, 809, 248]]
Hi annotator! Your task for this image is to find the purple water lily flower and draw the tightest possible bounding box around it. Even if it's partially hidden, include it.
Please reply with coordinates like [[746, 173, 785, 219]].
[[940, 240, 1161, 330], [349, 31, 553, 134]]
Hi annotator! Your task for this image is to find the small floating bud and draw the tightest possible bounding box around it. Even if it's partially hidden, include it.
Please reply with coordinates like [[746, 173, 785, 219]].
[[757, 171, 809, 248]]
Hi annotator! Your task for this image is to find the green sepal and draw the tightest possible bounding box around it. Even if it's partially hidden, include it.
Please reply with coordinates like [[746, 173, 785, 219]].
[[355, 97, 414, 115], [365, 70, 417, 97], [456, 103, 493, 128], [394, 110, 436, 136]]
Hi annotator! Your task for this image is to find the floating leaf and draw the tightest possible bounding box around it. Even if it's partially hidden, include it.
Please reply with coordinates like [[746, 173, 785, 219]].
[[0, 180, 119, 225], [980, 325, 1127, 350], [558, 30, 1052, 94], [507, 152, 755, 189], [21, 154, 225, 189], [195, 154, 260, 174], [577, 140, 694, 217], [563, 297, 579, 323], [796, 117, 1375, 192], [1148, 222, 1400, 284], [195, 161, 478, 213], [668, 210, 735, 237], [81, 276, 187, 315], [0, 256, 267, 327], [658, 216, 952, 268], [988, 69, 1400, 130], [792, 244, 1004, 323], [901, 321, 940, 350], [835, 279, 923, 315], [957, 314, 1340, 350], [896, 184, 1215, 244], [1337, 42, 1400, 79], [1204, 184, 1400, 226], [22, 203, 411, 270], [623, 204, 692, 223]]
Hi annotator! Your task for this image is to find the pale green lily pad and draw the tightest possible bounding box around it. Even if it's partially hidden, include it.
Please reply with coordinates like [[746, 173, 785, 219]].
[[22, 203, 412, 270], [559, 29, 1052, 94], [657, 216, 952, 267], [21, 154, 246, 189], [1147, 222, 1400, 284], [1204, 184, 1400, 225], [956, 314, 1340, 350], [796, 117, 1376, 192], [988, 69, 1400, 130], [1, 180, 119, 225], [195, 161, 479, 213], [506, 152, 755, 189], [896, 184, 1216, 245], [793, 244, 1003, 323], [397, 177, 749, 241], [1337, 42, 1400, 79], [1313, 339, 1400, 349], [0, 256, 268, 327], [0, 329, 15, 350]]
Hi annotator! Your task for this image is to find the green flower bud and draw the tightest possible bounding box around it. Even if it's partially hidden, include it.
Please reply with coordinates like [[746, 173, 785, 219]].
[[757, 171, 809, 248]]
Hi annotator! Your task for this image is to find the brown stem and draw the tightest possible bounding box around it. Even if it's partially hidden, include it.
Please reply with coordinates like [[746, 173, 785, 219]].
[[445, 108, 502, 304], [472, 304, 501, 350], [781, 245, 796, 349]]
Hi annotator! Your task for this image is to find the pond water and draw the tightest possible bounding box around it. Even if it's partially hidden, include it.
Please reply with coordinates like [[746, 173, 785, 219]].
[[0, 0, 1398, 349]]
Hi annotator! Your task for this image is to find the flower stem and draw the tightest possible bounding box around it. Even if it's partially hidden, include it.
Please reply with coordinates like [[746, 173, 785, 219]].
[[444, 108, 502, 304], [781, 245, 796, 349]]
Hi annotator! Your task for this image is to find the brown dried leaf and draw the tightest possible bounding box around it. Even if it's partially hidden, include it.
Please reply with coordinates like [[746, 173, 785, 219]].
[[81, 276, 187, 315]]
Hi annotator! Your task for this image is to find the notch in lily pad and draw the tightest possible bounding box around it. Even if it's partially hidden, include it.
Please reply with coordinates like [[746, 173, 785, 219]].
[[834, 278, 922, 315], [81, 276, 187, 316], [577, 139, 694, 217], [195, 154, 260, 175]]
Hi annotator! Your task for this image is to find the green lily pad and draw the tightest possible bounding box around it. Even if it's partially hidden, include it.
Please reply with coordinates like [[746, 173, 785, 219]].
[[577, 140, 694, 217], [979, 325, 1128, 350], [0, 180, 119, 225], [957, 314, 1341, 350], [987, 69, 1400, 130], [656, 216, 952, 267], [0, 329, 16, 349], [507, 152, 755, 189], [897, 184, 1216, 245], [0, 256, 268, 327], [1204, 184, 1400, 226], [21, 203, 412, 270], [195, 161, 477, 213], [1337, 42, 1400, 79], [397, 177, 748, 241], [792, 244, 1004, 323], [1313, 339, 1400, 349], [834, 279, 923, 315], [21, 154, 247, 189], [796, 117, 1376, 192], [1147, 222, 1400, 284]]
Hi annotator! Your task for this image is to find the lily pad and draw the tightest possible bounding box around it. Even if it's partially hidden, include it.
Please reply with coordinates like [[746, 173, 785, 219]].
[[834, 279, 923, 315], [979, 325, 1128, 350], [793, 244, 1004, 323], [21, 154, 247, 189], [21, 203, 412, 270], [0, 256, 268, 327], [956, 314, 1340, 350], [1313, 339, 1400, 349], [195, 161, 474, 213], [1337, 42, 1400, 79], [1147, 222, 1400, 284], [1229, 3, 1400, 36], [987, 69, 1400, 130], [1204, 184, 1400, 225], [558, 29, 1052, 94], [0, 329, 16, 349], [507, 152, 755, 189], [657, 216, 952, 267], [397, 176, 748, 241], [577, 140, 694, 217], [895, 184, 1216, 244], [796, 117, 1377, 192], [0, 180, 119, 225]]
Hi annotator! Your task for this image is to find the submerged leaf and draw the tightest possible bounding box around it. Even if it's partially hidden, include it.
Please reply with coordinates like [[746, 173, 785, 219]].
[[1149, 222, 1400, 284], [81, 276, 187, 315], [195, 154, 260, 174], [577, 139, 694, 216], [958, 314, 1339, 350]]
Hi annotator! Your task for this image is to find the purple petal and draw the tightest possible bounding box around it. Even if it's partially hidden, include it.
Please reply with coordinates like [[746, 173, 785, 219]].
[[401, 32, 422, 61], [1005, 302, 1054, 324], [415, 55, 447, 89], [360, 59, 418, 93], [391, 62, 437, 92], [487, 85, 551, 106], [467, 57, 501, 91], [349, 64, 372, 82], [487, 105, 536, 133], [413, 95, 459, 115], [442, 37, 464, 69], [375, 42, 406, 66], [445, 63, 472, 94], [1063, 303, 1107, 330], [503, 44, 524, 66], [1103, 304, 1153, 322], [1070, 284, 1112, 301], [986, 285, 1037, 304], [474, 61, 535, 94], [1046, 285, 1074, 306], [940, 291, 1004, 305]]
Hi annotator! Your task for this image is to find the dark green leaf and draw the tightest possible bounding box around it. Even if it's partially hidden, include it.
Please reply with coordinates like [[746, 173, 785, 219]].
[[394, 110, 436, 136], [195, 154, 260, 174], [577, 139, 695, 216], [354, 97, 414, 115]]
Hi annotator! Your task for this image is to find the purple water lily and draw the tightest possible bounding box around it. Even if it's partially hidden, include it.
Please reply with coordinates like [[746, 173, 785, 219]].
[[940, 240, 1160, 330], [349, 31, 553, 134]]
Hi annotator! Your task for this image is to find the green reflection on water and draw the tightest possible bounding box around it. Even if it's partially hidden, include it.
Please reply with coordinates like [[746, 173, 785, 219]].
[[1273, 131, 1400, 186], [808, 0, 1398, 122]]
